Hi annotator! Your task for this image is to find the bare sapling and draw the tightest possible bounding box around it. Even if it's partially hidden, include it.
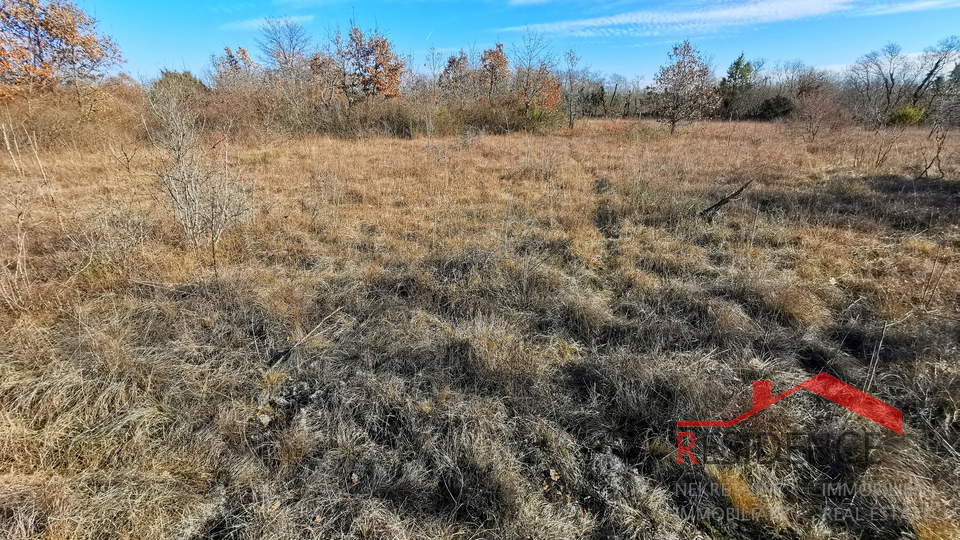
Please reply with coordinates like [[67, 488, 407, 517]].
[[916, 122, 949, 179], [147, 82, 252, 273]]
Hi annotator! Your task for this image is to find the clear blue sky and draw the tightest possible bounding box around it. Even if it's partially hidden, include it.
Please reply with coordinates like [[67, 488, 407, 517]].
[[78, 0, 960, 83]]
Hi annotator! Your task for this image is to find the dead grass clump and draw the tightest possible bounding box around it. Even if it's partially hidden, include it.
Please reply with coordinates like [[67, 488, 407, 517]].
[[455, 316, 544, 393], [707, 298, 760, 335], [618, 224, 715, 279], [751, 274, 833, 328], [0, 476, 72, 540]]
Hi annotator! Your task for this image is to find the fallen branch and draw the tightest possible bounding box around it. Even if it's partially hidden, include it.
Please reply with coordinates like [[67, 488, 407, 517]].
[[698, 180, 753, 222]]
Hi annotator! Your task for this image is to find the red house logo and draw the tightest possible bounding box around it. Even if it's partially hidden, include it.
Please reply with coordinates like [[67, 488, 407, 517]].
[[678, 373, 902, 433], [675, 374, 902, 465]]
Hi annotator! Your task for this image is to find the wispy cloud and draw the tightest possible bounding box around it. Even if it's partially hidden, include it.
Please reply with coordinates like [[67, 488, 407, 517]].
[[503, 0, 960, 36], [220, 15, 314, 32], [503, 0, 856, 36], [865, 0, 960, 14]]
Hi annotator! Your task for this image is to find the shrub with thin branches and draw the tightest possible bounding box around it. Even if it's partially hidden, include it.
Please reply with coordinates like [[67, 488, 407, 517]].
[[147, 81, 251, 268]]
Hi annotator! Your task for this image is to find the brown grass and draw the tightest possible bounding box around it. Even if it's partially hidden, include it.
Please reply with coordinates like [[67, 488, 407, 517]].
[[1, 93, 959, 539]]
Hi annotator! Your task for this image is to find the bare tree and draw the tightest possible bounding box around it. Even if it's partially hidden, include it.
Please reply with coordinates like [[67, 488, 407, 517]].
[[847, 43, 919, 124], [257, 17, 312, 73], [846, 37, 959, 125], [604, 73, 627, 116], [425, 46, 444, 106], [794, 85, 845, 142], [934, 65, 960, 126], [914, 36, 960, 111], [562, 49, 582, 128], [511, 27, 554, 73], [511, 28, 557, 121]]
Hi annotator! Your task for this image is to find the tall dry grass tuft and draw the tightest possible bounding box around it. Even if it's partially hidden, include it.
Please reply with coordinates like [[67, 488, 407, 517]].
[[0, 192, 29, 311]]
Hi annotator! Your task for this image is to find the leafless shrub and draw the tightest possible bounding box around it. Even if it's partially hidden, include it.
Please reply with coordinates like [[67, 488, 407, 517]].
[[850, 124, 909, 170], [147, 82, 252, 269], [790, 87, 848, 143]]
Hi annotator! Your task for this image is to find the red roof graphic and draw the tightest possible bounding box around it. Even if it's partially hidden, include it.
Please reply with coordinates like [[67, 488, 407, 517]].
[[677, 373, 902, 434]]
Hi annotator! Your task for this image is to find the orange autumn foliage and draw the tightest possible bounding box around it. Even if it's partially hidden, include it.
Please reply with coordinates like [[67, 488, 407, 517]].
[[0, 0, 120, 99], [335, 23, 405, 101], [518, 63, 562, 113], [480, 43, 509, 99]]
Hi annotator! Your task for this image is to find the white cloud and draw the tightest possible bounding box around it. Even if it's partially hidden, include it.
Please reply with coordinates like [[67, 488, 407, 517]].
[[502, 0, 960, 37], [502, 0, 856, 36], [866, 0, 960, 14], [220, 15, 315, 32]]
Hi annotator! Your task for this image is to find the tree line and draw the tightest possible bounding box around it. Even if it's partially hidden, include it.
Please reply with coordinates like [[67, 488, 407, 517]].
[[2, 0, 959, 137]]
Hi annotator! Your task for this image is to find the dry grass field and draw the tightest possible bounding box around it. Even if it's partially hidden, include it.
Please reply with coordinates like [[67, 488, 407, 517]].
[[1, 96, 959, 539]]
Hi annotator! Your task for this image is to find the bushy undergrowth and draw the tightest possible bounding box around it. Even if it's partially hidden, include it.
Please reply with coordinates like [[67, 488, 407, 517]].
[[0, 100, 958, 539], [177, 80, 559, 140]]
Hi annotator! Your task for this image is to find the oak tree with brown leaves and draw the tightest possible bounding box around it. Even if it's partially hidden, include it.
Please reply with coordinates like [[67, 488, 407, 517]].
[[516, 62, 562, 120], [479, 43, 509, 100], [213, 46, 258, 85], [333, 22, 405, 103], [0, 0, 121, 99], [438, 50, 471, 106]]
